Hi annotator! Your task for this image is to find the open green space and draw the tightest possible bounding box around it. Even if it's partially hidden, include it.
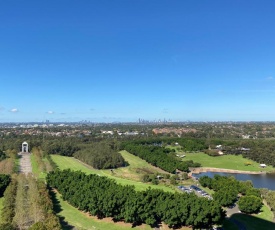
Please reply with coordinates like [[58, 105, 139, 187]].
[[182, 152, 274, 172], [52, 190, 152, 230], [256, 204, 274, 222], [112, 150, 169, 181], [51, 155, 175, 192]]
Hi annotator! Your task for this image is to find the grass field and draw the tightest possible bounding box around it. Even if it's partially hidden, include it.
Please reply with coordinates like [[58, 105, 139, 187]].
[[52, 190, 152, 230], [51, 155, 175, 193], [256, 204, 274, 221], [111, 150, 169, 181], [182, 152, 274, 172]]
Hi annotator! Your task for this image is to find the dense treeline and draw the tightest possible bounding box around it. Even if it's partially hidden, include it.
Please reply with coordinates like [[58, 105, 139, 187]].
[[0, 175, 61, 230], [122, 141, 201, 173], [42, 140, 80, 156], [47, 169, 224, 228], [207, 139, 275, 167], [0, 174, 10, 197], [74, 142, 126, 169], [199, 175, 262, 213]]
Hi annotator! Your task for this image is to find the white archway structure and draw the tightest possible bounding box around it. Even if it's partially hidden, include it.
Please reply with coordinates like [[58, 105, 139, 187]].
[[22, 141, 29, 153]]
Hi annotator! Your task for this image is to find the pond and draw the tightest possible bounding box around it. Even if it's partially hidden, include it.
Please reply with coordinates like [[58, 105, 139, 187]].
[[193, 171, 275, 190]]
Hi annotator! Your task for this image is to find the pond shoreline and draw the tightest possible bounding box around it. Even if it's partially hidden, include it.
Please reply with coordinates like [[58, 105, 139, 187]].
[[189, 167, 266, 177]]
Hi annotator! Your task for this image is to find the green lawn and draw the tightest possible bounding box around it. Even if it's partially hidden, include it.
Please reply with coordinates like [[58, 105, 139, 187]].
[[52, 190, 152, 230], [51, 155, 175, 193], [111, 150, 169, 181], [255, 204, 274, 222], [183, 152, 274, 172]]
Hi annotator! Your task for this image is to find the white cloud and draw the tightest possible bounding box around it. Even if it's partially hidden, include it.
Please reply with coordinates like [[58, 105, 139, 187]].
[[10, 108, 18, 113], [266, 76, 273, 81], [47, 111, 54, 114]]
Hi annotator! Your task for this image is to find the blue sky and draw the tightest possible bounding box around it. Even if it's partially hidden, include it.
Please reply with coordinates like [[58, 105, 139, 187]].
[[1, 1, 275, 122]]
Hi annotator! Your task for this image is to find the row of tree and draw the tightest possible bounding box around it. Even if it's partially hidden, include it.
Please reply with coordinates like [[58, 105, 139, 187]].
[[0, 175, 61, 230], [0, 174, 10, 197], [199, 175, 262, 213], [47, 169, 225, 228], [122, 141, 201, 173]]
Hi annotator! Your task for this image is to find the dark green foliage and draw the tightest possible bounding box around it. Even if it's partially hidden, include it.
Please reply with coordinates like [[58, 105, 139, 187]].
[[74, 142, 126, 169], [0, 174, 10, 197], [46, 155, 58, 170], [43, 140, 80, 156], [213, 189, 238, 207], [199, 175, 262, 208], [123, 141, 201, 173], [177, 138, 207, 151], [238, 195, 262, 214], [0, 150, 7, 161], [47, 170, 224, 228], [0, 223, 15, 230], [1, 179, 17, 224]]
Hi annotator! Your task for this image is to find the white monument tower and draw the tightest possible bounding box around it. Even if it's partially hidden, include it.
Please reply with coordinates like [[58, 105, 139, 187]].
[[22, 141, 29, 153]]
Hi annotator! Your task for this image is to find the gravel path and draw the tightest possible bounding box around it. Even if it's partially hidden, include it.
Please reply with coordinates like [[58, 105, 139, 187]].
[[18, 152, 32, 174]]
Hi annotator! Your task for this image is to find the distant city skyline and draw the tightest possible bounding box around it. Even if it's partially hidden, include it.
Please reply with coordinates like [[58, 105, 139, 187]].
[[1, 1, 275, 122]]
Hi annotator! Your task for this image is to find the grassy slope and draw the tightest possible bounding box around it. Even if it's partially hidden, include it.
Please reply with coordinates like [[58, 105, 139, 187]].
[[183, 152, 274, 172], [51, 155, 175, 193], [112, 150, 169, 181], [256, 204, 274, 222], [167, 145, 274, 172], [53, 190, 152, 230]]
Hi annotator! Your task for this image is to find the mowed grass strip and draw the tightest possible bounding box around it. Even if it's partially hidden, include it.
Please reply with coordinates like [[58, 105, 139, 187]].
[[52, 190, 152, 230], [183, 152, 274, 172], [50, 155, 175, 192]]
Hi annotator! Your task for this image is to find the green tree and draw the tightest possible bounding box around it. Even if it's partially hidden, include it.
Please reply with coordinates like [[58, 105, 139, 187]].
[[238, 195, 262, 214]]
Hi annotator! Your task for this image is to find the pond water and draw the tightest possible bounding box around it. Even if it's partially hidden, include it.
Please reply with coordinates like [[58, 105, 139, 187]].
[[193, 171, 275, 190]]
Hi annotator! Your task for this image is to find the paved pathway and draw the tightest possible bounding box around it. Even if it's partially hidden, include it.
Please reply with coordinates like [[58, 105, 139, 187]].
[[18, 152, 32, 174]]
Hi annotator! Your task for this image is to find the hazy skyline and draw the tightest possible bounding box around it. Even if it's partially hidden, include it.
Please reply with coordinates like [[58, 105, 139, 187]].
[[1, 1, 275, 122]]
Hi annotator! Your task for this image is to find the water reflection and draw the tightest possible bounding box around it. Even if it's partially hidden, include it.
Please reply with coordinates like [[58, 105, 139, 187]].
[[193, 171, 275, 190]]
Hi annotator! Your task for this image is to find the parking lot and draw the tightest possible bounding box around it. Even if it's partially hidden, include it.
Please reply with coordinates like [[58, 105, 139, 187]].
[[178, 185, 212, 199]]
